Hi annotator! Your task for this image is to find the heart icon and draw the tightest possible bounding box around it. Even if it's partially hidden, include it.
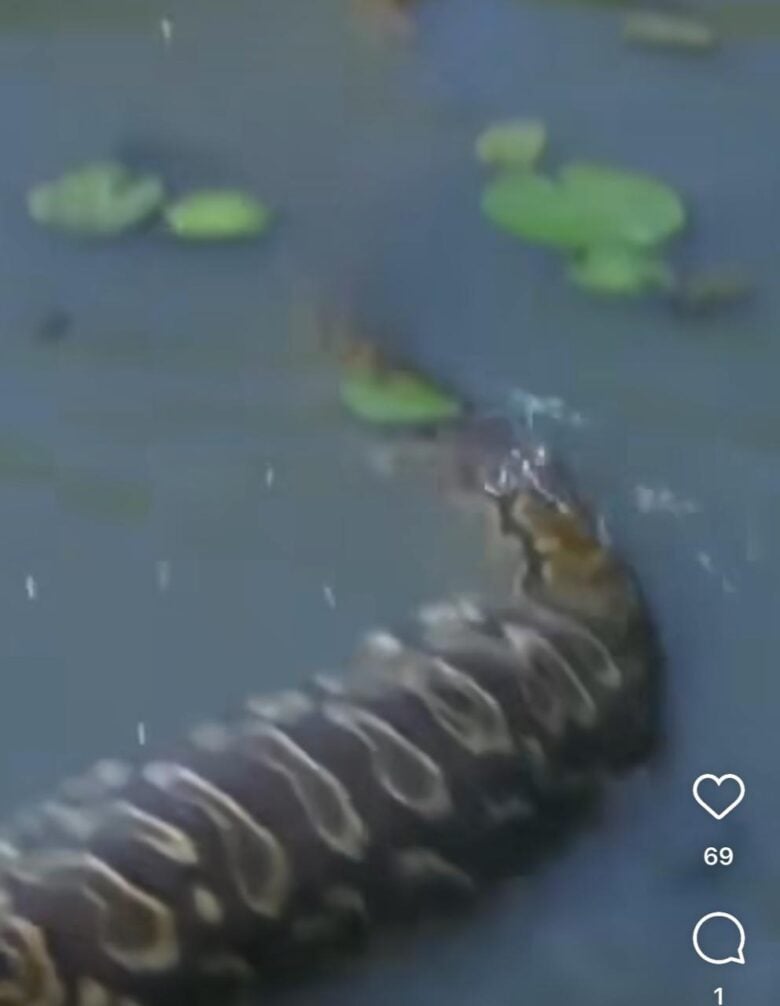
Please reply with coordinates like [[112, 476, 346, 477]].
[[692, 774, 746, 821]]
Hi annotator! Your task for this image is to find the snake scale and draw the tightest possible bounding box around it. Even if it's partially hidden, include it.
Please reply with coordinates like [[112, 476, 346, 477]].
[[0, 378, 661, 1006]]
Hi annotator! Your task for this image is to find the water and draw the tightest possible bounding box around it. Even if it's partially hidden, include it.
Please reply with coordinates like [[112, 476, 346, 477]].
[[0, 0, 779, 1002]]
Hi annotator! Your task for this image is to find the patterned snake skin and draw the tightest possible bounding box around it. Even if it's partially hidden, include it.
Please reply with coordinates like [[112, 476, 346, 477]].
[[0, 415, 660, 1006]]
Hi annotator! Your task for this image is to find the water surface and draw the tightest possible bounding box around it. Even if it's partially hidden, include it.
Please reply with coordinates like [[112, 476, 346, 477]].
[[0, 1, 778, 1002]]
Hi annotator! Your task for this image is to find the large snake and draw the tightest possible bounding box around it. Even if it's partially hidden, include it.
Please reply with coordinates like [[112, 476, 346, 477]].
[[0, 365, 661, 1006]]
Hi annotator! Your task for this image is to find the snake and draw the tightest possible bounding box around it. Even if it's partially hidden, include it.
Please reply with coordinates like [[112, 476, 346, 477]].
[[0, 361, 661, 1006]]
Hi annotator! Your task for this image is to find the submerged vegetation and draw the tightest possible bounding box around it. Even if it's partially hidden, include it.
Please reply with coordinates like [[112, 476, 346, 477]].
[[670, 267, 755, 316], [0, 430, 152, 525], [519, 0, 780, 42], [622, 9, 718, 51]]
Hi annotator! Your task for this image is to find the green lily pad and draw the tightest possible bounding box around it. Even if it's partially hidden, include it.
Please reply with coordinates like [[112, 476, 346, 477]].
[[475, 119, 547, 170], [482, 172, 577, 249], [27, 162, 165, 236], [164, 190, 272, 241], [561, 162, 686, 246], [340, 349, 464, 426], [568, 243, 674, 296], [481, 162, 685, 250]]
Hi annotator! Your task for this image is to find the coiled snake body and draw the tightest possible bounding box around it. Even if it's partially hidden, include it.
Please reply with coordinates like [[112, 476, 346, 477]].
[[0, 408, 660, 1006]]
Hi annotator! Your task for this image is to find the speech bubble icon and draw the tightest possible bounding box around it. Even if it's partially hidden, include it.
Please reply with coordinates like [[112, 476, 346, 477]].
[[692, 912, 746, 965]]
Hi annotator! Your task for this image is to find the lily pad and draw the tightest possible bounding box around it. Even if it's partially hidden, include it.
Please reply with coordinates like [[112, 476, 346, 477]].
[[476, 119, 547, 170], [561, 162, 686, 246], [27, 162, 165, 236], [568, 243, 674, 296], [481, 162, 685, 250], [482, 172, 580, 249], [339, 346, 464, 426], [164, 190, 272, 241]]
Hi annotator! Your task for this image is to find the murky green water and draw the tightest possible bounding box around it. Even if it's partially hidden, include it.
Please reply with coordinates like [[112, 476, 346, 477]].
[[0, 0, 779, 1002]]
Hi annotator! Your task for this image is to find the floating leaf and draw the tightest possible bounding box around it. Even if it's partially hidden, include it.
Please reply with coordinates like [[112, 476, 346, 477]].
[[481, 162, 685, 250], [27, 162, 165, 236], [623, 10, 717, 50], [339, 345, 464, 426], [164, 190, 272, 241], [481, 171, 579, 249], [561, 162, 685, 246], [476, 119, 547, 170], [568, 243, 673, 296], [482, 172, 582, 249]]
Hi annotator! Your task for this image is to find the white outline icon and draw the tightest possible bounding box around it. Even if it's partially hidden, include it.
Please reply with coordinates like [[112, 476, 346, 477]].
[[692, 774, 745, 820], [692, 912, 746, 965]]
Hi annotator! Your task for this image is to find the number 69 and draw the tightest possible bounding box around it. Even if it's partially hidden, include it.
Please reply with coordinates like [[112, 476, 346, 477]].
[[704, 847, 733, 866]]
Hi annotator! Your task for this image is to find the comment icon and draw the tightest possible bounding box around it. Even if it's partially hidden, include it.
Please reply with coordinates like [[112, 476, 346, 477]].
[[692, 912, 746, 965]]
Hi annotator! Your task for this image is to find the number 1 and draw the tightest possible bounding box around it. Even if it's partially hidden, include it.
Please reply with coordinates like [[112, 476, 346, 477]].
[[714, 988, 723, 1005]]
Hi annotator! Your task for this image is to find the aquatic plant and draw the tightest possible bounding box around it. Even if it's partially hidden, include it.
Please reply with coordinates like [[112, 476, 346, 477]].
[[482, 161, 684, 250], [164, 190, 273, 240], [27, 161, 165, 236], [670, 266, 755, 316], [568, 243, 673, 296], [339, 343, 464, 425], [475, 119, 547, 171], [622, 9, 718, 50], [480, 151, 686, 298]]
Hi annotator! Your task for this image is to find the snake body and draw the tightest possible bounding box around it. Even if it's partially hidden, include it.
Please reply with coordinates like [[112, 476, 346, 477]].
[[0, 416, 660, 1006]]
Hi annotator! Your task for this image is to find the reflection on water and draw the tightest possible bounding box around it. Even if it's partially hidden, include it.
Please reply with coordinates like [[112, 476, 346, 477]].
[[0, 0, 779, 1004]]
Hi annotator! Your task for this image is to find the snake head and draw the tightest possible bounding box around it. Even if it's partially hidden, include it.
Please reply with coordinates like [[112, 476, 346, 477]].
[[486, 442, 660, 772], [480, 439, 576, 510], [482, 443, 636, 625]]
